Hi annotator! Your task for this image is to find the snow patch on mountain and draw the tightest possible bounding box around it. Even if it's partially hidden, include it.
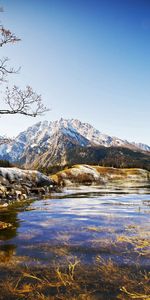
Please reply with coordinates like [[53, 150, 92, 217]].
[[132, 142, 150, 152], [0, 118, 149, 165]]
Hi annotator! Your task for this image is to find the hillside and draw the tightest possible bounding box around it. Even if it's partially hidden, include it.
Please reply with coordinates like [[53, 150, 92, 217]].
[[0, 119, 149, 170], [62, 144, 150, 171]]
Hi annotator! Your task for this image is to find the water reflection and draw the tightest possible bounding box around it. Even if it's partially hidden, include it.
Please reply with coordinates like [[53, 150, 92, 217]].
[[0, 209, 19, 241], [0, 186, 149, 300], [0, 186, 150, 266]]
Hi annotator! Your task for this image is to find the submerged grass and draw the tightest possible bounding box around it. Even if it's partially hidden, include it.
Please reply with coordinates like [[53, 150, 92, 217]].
[[0, 256, 149, 300], [0, 190, 150, 299], [0, 225, 149, 299], [0, 232, 149, 300]]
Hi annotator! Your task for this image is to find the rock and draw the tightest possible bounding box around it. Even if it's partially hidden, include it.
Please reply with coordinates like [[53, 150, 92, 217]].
[[0, 167, 54, 187], [51, 165, 150, 187], [15, 190, 23, 199], [0, 167, 56, 204], [31, 187, 46, 195], [0, 175, 9, 186], [0, 185, 6, 193], [22, 194, 27, 200]]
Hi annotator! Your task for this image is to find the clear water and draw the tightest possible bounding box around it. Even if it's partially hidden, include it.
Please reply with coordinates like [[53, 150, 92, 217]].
[[0, 186, 150, 268]]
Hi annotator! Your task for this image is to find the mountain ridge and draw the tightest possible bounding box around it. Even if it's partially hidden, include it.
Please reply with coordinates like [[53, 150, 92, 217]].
[[0, 118, 149, 169]]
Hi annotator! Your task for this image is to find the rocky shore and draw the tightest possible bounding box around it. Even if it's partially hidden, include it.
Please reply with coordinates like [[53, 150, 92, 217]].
[[51, 164, 150, 187], [0, 167, 56, 205], [0, 165, 150, 207]]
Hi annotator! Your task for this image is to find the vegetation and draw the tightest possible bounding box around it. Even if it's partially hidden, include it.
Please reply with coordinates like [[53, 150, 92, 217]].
[[0, 160, 13, 167], [37, 164, 71, 176], [36, 145, 150, 175], [66, 145, 150, 171], [0, 242, 149, 299], [0, 184, 149, 300], [51, 165, 150, 187]]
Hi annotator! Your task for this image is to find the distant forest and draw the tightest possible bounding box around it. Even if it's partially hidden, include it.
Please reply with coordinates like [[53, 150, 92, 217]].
[[38, 146, 150, 175], [0, 160, 14, 167]]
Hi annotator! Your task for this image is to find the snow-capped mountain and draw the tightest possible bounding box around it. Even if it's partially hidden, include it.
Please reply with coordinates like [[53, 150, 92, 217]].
[[0, 118, 149, 167], [132, 142, 150, 152]]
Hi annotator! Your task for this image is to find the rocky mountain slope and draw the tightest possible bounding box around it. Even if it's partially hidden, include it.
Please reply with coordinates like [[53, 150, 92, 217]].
[[0, 119, 149, 169]]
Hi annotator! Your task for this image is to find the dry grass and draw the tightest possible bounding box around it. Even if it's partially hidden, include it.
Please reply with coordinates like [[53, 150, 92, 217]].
[[51, 167, 96, 185], [116, 235, 150, 257], [87, 226, 115, 234], [51, 164, 149, 187], [120, 286, 150, 299], [0, 199, 149, 299], [0, 250, 149, 300], [0, 221, 12, 230]]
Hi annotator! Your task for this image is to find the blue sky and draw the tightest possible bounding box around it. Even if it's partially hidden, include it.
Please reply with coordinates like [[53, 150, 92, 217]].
[[0, 0, 150, 145]]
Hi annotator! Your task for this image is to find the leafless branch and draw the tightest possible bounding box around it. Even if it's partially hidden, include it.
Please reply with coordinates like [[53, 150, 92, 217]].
[[0, 57, 20, 82], [0, 19, 48, 118], [0, 25, 21, 82], [0, 85, 49, 117], [0, 25, 21, 47]]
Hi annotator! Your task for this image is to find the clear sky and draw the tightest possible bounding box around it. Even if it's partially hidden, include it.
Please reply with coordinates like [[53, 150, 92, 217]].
[[0, 0, 150, 145]]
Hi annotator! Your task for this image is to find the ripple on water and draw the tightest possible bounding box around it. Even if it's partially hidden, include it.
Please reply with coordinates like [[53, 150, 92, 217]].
[[0, 187, 149, 267]]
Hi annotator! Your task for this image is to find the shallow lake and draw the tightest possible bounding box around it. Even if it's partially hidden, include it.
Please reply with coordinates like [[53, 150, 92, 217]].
[[0, 186, 150, 299]]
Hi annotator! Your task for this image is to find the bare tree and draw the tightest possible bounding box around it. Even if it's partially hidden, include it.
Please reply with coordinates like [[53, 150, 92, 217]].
[[0, 25, 20, 48], [0, 23, 48, 116], [2, 85, 47, 117], [0, 14, 48, 145], [0, 26, 21, 82]]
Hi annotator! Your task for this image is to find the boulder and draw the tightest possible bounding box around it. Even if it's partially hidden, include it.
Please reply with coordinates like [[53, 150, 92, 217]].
[[30, 187, 46, 195], [0, 168, 53, 187], [0, 167, 56, 204], [51, 165, 150, 187], [0, 185, 6, 193]]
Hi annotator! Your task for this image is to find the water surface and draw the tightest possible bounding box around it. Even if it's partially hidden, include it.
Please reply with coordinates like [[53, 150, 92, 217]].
[[0, 186, 150, 299]]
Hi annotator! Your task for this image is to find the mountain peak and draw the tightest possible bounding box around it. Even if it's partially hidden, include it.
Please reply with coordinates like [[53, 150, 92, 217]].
[[0, 118, 149, 167]]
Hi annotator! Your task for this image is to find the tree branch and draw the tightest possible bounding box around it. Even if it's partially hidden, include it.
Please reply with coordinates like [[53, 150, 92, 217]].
[[0, 25, 21, 82], [0, 85, 49, 117], [0, 25, 21, 47], [0, 18, 48, 119], [0, 57, 20, 82]]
